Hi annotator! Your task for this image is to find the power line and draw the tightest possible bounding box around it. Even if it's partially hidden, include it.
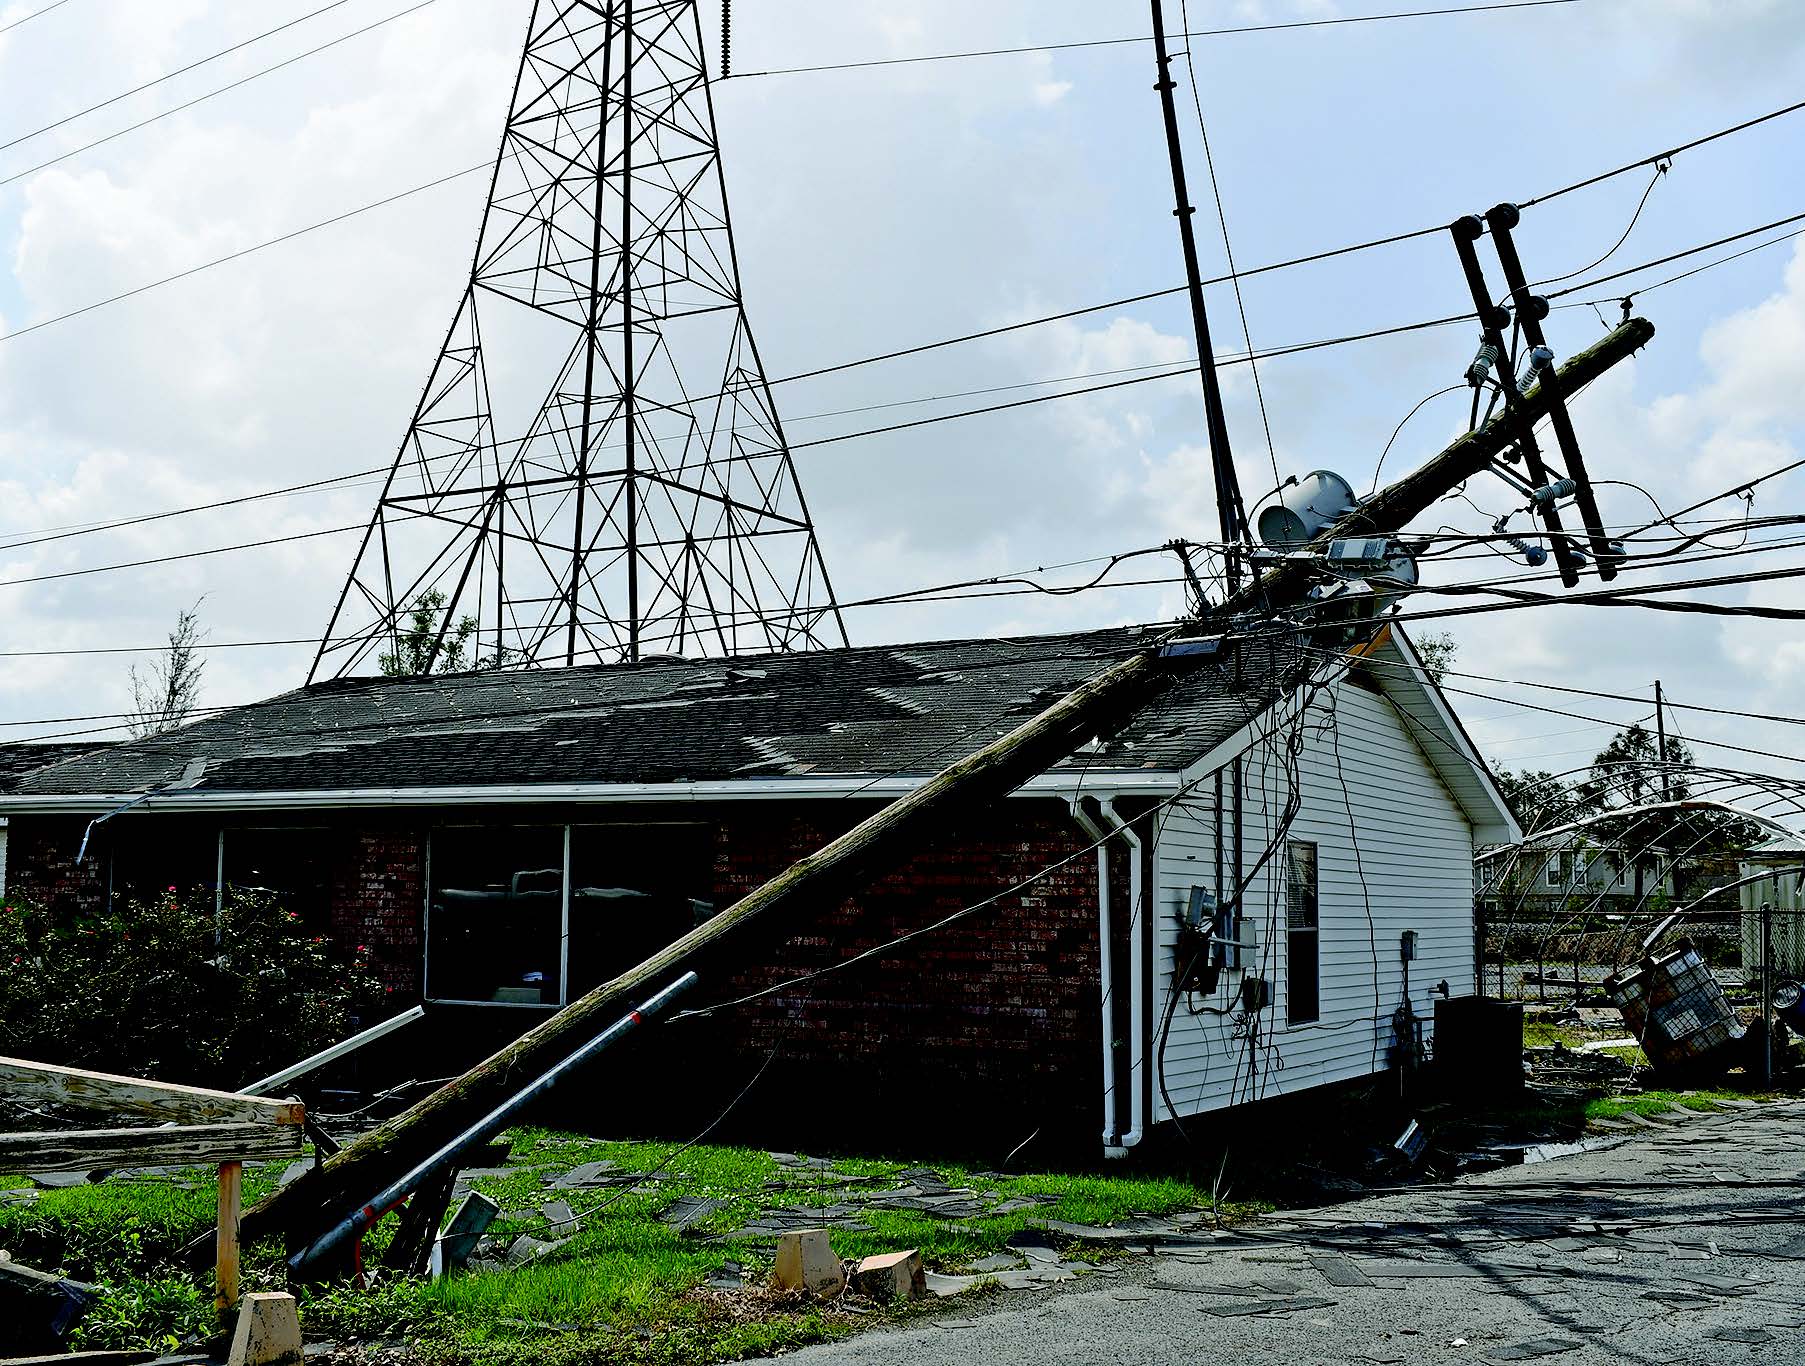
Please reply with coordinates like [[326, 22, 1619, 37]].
[[0, 0, 360, 155], [0, 161, 489, 345], [0, 0, 72, 37], [1546, 208, 1805, 300], [0, 0, 445, 191], [719, 1, 1581, 79], [1520, 97, 1805, 209], [0, 523, 359, 591], [1178, 0, 1278, 488]]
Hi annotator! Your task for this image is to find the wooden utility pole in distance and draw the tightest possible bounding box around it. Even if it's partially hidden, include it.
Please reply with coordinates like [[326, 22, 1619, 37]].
[[1655, 679, 1673, 802], [246, 318, 1658, 1257]]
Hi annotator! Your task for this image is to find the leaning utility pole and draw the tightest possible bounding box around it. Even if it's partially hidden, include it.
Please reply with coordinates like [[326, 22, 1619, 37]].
[[1221, 318, 1654, 618], [243, 317, 1654, 1257], [1148, 0, 1248, 588]]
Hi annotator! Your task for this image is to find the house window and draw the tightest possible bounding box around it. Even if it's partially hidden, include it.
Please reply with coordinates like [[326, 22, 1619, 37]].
[[222, 827, 332, 929], [1546, 851, 1573, 889], [1286, 841, 1319, 1026], [426, 826, 566, 1005], [567, 823, 714, 993]]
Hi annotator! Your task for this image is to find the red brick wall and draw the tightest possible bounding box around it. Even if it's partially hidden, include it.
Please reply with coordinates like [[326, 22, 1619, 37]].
[[3, 800, 1107, 1142], [695, 800, 1104, 1136], [3, 815, 105, 914], [326, 825, 425, 999]]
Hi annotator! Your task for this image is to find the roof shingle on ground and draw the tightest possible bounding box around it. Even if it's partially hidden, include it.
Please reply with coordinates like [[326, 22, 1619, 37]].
[[4, 626, 1304, 799]]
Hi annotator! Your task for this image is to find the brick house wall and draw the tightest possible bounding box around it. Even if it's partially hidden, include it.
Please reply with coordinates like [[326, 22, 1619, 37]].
[[4, 815, 106, 913], [3, 797, 1107, 1147]]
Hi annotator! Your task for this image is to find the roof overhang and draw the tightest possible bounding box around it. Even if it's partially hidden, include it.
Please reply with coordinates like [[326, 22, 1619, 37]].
[[0, 768, 1183, 817]]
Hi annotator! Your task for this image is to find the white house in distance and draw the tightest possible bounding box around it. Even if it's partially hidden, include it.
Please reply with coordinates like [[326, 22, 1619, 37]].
[[1740, 833, 1805, 977], [0, 621, 1515, 1155]]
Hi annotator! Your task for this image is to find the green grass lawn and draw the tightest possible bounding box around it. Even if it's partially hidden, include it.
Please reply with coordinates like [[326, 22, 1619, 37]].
[[0, 1130, 1221, 1365]]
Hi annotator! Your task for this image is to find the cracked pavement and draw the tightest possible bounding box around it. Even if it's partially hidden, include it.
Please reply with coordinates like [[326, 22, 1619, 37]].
[[774, 1099, 1805, 1365]]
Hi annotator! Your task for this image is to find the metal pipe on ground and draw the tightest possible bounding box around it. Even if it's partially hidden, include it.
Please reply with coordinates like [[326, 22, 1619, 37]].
[[287, 972, 697, 1277]]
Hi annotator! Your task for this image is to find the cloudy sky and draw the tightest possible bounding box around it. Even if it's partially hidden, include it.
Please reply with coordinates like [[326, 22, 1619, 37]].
[[0, 0, 1802, 817]]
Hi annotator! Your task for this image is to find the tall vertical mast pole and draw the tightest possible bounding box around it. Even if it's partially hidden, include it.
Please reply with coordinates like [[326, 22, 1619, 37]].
[[1148, 0, 1246, 589], [622, 0, 640, 660], [568, 2, 618, 665]]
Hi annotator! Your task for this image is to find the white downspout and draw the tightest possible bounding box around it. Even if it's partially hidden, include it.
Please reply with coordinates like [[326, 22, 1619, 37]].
[[1101, 797, 1145, 1156], [1068, 799, 1117, 1149]]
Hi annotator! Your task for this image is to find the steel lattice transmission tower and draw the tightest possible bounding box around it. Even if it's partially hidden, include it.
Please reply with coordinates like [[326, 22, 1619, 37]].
[[310, 0, 846, 680]]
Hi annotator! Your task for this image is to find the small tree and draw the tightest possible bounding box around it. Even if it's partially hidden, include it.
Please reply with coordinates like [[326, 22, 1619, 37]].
[[128, 603, 206, 738], [1413, 630, 1458, 685], [380, 589, 479, 675]]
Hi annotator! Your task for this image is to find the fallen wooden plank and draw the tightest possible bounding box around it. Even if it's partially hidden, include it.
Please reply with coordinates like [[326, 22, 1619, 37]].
[[0, 1122, 303, 1174], [0, 1353, 154, 1364], [0, 1057, 303, 1128]]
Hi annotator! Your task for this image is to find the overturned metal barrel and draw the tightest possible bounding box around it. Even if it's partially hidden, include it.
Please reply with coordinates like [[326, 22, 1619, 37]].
[[1604, 939, 1746, 1079]]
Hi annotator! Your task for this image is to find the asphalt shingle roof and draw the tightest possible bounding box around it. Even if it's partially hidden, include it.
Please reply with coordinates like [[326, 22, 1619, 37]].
[[4, 626, 1301, 799], [0, 743, 110, 795]]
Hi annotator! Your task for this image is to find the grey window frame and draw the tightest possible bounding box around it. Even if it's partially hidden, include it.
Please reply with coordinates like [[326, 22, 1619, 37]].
[[1285, 840, 1320, 1026]]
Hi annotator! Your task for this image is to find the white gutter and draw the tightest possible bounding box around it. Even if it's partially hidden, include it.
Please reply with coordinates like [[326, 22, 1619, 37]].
[[1101, 796, 1146, 1158], [1068, 799, 1118, 1150], [0, 770, 1180, 816]]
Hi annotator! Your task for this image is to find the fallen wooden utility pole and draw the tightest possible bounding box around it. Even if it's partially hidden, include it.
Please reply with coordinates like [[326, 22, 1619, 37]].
[[245, 316, 1654, 1255], [1221, 316, 1654, 618], [242, 638, 1187, 1248]]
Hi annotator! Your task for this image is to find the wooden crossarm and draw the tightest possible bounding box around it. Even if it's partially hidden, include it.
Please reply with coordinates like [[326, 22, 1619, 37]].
[[0, 1121, 304, 1173], [0, 1056, 304, 1127]]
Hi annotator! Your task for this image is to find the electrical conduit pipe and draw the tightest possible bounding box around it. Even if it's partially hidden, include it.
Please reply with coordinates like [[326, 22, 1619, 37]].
[[1069, 797, 1147, 1157]]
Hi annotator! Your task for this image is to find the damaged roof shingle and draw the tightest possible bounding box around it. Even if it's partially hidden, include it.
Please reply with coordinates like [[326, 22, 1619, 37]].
[[5, 626, 1301, 799]]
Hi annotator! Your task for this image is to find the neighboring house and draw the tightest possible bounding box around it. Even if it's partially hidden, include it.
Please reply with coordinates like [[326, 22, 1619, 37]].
[[1477, 829, 1674, 917], [1739, 833, 1805, 977], [0, 623, 1515, 1153], [0, 743, 108, 897]]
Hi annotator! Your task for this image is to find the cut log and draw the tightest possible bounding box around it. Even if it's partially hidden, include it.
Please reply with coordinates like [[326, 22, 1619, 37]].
[[0, 1056, 303, 1127], [0, 1121, 303, 1173]]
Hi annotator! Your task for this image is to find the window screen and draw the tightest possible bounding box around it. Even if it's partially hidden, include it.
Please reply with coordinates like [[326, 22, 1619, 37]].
[[426, 826, 565, 1005], [1285, 840, 1319, 1026]]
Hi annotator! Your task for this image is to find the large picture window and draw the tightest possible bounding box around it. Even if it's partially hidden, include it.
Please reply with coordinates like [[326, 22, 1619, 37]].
[[568, 823, 714, 994], [427, 826, 565, 1005], [424, 822, 714, 1006], [1285, 840, 1320, 1026]]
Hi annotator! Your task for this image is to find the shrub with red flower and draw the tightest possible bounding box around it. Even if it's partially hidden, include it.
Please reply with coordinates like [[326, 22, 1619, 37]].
[[0, 887, 384, 1087]]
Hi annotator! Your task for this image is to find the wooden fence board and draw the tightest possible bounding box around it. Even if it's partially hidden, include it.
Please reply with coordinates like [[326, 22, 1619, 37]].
[[0, 1056, 302, 1127], [0, 1122, 302, 1173]]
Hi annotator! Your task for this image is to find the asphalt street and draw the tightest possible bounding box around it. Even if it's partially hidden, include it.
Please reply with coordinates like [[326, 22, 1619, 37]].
[[775, 1099, 1805, 1366]]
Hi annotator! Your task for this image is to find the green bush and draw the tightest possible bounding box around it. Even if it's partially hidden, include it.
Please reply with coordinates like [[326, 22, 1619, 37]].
[[0, 887, 382, 1088]]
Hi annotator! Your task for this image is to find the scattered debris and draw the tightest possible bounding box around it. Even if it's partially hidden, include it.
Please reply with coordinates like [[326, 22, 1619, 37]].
[[772, 1229, 844, 1297], [851, 1250, 925, 1300], [226, 1292, 303, 1366], [0, 1254, 101, 1355], [433, 1192, 498, 1277], [1604, 940, 1745, 1079]]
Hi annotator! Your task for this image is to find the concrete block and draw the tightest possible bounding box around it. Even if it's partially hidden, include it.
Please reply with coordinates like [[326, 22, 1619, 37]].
[[853, 1249, 925, 1300], [226, 1292, 302, 1366], [772, 1228, 845, 1296]]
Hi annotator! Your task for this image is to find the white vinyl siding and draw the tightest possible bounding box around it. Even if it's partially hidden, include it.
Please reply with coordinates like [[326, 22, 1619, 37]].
[[1154, 678, 1475, 1121]]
